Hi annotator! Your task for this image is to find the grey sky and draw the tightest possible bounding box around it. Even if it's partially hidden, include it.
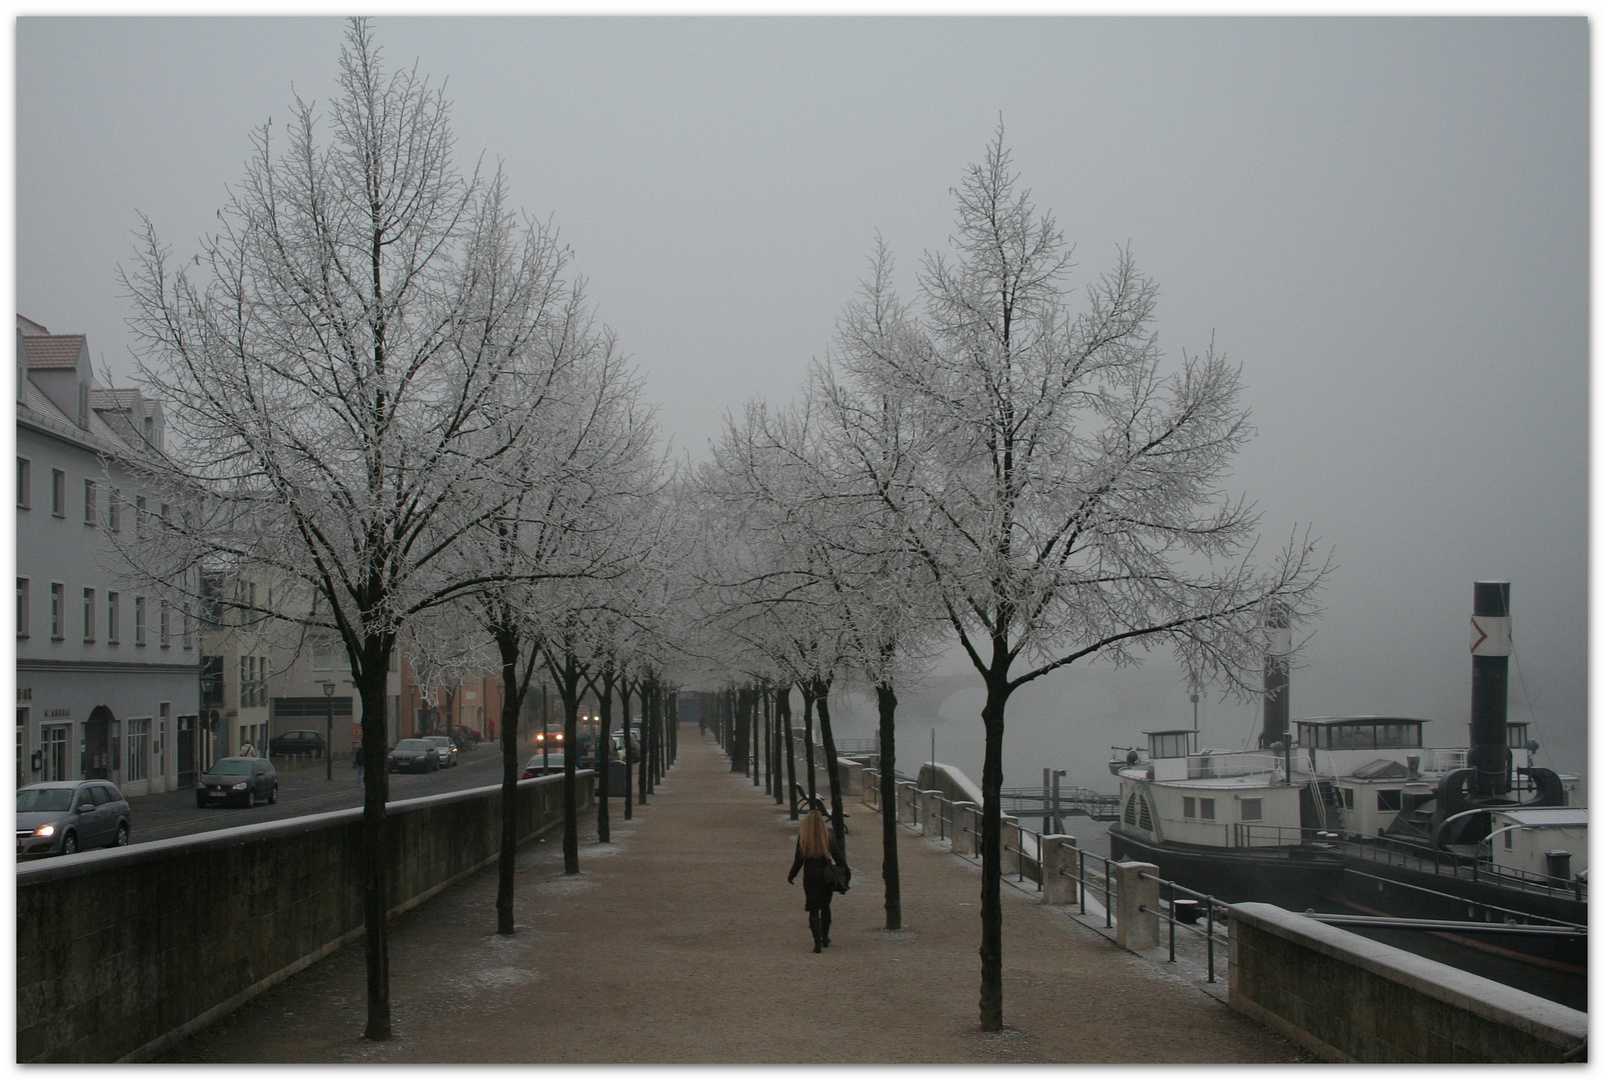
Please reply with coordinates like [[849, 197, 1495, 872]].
[[15, 17, 1588, 786]]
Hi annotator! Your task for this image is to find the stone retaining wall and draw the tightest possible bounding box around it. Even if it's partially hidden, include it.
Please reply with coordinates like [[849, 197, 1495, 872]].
[[17, 773, 592, 1063], [1228, 902, 1586, 1062]]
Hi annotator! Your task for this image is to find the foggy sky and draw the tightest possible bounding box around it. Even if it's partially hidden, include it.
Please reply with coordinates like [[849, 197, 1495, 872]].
[[14, 17, 1588, 788]]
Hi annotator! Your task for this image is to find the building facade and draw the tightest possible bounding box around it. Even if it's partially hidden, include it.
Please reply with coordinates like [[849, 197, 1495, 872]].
[[16, 315, 200, 795]]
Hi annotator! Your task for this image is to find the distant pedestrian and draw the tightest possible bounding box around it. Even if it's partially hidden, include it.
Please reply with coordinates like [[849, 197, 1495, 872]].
[[787, 809, 847, 953], [353, 745, 365, 783]]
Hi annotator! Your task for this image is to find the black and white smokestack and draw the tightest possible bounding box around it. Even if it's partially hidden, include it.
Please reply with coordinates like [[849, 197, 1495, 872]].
[[1469, 581, 1512, 798], [1260, 601, 1290, 750]]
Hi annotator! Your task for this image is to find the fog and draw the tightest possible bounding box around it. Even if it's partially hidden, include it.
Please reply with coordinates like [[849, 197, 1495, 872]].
[[16, 17, 1587, 789]]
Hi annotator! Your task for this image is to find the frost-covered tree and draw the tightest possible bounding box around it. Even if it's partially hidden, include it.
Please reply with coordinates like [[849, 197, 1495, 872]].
[[119, 18, 585, 1039], [830, 130, 1329, 1031]]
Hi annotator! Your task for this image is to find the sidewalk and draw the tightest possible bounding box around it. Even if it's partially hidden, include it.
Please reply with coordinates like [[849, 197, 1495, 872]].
[[157, 731, 1301, 1064]]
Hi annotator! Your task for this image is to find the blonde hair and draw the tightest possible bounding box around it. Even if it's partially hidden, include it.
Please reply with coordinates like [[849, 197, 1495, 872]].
[[798, 810, 831, 860]]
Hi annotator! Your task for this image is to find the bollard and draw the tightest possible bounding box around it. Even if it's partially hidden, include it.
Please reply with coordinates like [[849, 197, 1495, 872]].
[[1040, 835, 1078, 905], [917, 789, 943, 838], [1114, 861, 1161, 949], [862, 768, 879, 809], [950, 801, 980, 855]]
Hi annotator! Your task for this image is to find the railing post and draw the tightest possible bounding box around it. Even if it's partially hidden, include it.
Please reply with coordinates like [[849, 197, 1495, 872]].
[[1041, 834, 1077, 905], [1078, 849, 1087, 913], [918, 789, 942, 838], [862, 767, 878, 809], [1001, 816, 1022, 877], [1206, 897, 1216, 983], [1114, 862, 1161, 949], [950, 801, 980, 855]]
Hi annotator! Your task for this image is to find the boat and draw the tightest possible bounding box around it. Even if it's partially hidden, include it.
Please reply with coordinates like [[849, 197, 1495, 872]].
[[1105, 582, 1586, 986]]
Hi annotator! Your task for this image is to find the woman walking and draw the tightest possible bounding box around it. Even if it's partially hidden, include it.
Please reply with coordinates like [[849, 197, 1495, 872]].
[[787, 809, 847, 953]]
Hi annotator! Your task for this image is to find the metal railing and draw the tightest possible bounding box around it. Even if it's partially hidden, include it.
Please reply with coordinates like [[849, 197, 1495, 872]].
[[1234, 822, 1587, 902], [867, 767, 1232, 983]]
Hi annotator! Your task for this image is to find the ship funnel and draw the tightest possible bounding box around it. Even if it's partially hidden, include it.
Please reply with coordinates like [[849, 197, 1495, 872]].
[[1259, 600, 1291, 750], [1469, 581, 1512, 798]]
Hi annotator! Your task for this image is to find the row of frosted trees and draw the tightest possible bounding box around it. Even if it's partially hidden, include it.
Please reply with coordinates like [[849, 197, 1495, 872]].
[[116, 19, 696, 1040], [691, 130, 1329, 1032]]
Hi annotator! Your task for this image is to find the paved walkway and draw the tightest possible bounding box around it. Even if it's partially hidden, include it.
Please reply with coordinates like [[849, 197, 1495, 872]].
[[158, 731, 1302, 1064]]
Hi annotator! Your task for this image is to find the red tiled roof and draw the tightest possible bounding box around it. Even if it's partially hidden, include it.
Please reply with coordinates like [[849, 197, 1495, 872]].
[[91, 388, 141, 409], [20, 334, 87, 369]]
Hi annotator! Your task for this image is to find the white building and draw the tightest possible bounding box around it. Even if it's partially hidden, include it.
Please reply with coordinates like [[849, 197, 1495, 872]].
[[16, 315, 200, 795]]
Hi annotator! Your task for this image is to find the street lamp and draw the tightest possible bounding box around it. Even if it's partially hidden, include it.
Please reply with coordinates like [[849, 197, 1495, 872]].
[[322, 681, 336, 781]]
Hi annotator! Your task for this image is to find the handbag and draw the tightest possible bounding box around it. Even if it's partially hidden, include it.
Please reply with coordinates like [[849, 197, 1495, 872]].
[[829, 862, 851, 893]]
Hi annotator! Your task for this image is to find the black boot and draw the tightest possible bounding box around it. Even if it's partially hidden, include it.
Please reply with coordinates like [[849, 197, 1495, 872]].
[[821, 908, 832, 947], [809, 911, 823, 953]]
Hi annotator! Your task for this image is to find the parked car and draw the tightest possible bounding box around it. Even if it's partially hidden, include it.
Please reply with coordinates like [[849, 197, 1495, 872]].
[[389, 739, 441, 773], [268, 729, 326, 757], [196, 757, 279, 807], [16, 780, 132, 856], [422, 735, 458, 767], [522, 752, 565, 779]]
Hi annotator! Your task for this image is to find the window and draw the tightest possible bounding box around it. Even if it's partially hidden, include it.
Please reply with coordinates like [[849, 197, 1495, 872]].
[[108, 488, 121, 532], [182, 604, 193, 651], [1239, 798, 1263, 822], [126, 718, 150, 782], [135, 596, 147, 646], [1182, 796, 1196, 819], [1376, 789, 1402, 813], [1339, 788, 1355, 811], [107, 592, 120, 644], [1199, 798, 1216, 821], [17, 458, 30, 509], [82, 588, 96, 642], [159, 600, 170, 648], [16, 708, 27, 787], [1504, 830, 1513, 850], [158, 702, 170, 773], [17, 578, 29, 638], [135, 496, 146, 538], [51, 469, 65, 517], [312, 639, 333, 670], [84, 478, 97, 525], [50, 583, 64, 640], [41, 725, 69, 782]]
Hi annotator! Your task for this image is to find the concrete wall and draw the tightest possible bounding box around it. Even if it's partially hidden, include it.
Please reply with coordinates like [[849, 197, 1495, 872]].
[[17, 773, 592, 1063], [1228, 902, 1586, 1062], [917, 761, 984, 807]]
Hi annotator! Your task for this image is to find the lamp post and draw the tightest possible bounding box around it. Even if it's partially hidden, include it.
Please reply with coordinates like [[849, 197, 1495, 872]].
[[322, 681, 335, 781]]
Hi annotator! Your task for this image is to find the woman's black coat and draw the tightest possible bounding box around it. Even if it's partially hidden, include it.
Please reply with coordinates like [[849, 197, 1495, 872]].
[[788, 840, 846, 912]]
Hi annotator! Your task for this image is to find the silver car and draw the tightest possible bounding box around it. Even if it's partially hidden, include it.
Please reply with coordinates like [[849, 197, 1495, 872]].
[[422, 735, 458, 767], [16, 780, 132, 857]]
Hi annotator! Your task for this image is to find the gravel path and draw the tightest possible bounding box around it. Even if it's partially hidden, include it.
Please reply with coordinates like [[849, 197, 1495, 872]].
[[159, 731, 1303, 1064]]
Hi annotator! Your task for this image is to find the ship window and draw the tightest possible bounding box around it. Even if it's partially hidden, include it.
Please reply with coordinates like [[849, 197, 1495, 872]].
[[1183, 796, 1196, 819], [1507, 724, 1529, 749], [1240, 798, 1263, 821], [1339, 788, 1354, 810], [1199, 798, 1216, 821], [1150, 732, 1189, 758], [1504, 830, 1512, 849], [1376, 789, 1402, 812]]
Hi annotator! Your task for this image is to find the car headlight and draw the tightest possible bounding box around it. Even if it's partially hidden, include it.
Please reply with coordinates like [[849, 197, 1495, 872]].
[[232, 781, 249, 790], [33, 824, 54, 837]]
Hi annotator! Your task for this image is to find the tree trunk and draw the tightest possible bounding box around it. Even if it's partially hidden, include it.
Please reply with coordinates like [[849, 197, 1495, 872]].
[[800, 685, 817, 802], [356, 644, 395, 1040], [876, 682, 901, 931], [554, 653, 583, 875], [978, 678, 1010, 1032], [778, 685, 797, 819], [813, 678, 847, 857], [596, 667, 613, 844], [621, 679, 634, 820], [494, 628, 531, 936]]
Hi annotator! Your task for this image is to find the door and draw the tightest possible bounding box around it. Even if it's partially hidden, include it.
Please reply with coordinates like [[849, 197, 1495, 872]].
[[176, 715, 197, 787]]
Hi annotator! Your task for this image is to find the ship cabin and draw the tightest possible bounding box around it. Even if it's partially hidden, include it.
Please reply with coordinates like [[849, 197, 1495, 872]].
[[1113, 729, 1301, 849], [1484, 807, 1588, 882]]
